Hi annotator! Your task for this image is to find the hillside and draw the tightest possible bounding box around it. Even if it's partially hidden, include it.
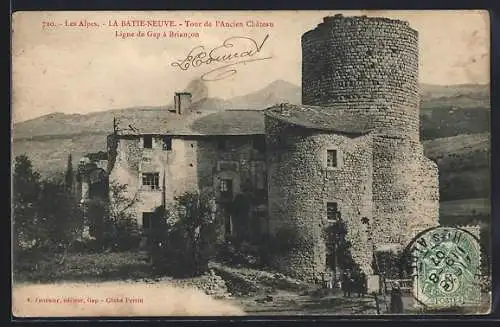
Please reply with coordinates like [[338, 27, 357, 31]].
[[13, 81, 490, 140], [12, 99, 229, 140], [420, 83, 490, 105], [423, 133, 490, 202], [13, 81, 490, 194], [12, 133, 109, 178]]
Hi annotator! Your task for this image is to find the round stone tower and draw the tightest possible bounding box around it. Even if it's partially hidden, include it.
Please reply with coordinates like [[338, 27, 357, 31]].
[[301, 15, 438, 250], [265, 15, 439, 281], [302, 14, 420, 142]]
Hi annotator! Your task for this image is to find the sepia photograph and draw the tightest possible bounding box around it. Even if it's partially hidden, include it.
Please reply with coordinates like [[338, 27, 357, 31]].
[[11, 10, 491, 317]]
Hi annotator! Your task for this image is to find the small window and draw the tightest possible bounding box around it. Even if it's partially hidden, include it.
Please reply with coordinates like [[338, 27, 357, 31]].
[[142, 212, 154, 228], [327, 202, 340, 221], [220, 179, 233, 198], [142, 172, 160, 190], [163, 136, 172, 151], [327, 150, 338, 168], [143, 135, 153, 149]]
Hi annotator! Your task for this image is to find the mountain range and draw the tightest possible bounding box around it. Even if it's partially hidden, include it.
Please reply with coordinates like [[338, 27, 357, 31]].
[[13, 80, 489, 139], [12, 80, 490, 218]]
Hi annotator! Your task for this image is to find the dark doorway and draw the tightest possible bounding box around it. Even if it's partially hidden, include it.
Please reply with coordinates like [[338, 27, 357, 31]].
[[142, 212, 154, 229], [221, 205, 232, 238]]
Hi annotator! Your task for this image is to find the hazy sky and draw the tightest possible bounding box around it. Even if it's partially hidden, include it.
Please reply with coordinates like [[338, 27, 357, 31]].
[[12, 10, 490, 122]]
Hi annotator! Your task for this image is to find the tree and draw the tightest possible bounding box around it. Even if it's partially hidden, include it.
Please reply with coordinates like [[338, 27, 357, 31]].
[[13, 155, 41, 204], [229, 193, 253, 242], [86, 197, 108, 241], [37, 176, 83, 254], [101, 181, 141, 251], [107, 181, 139, 224], [323, 219, 358, 277], [12, 155, 42, 252], [149, 191, 222, 277], [64, 154, 74, 192], [176, 191, 220, 276]]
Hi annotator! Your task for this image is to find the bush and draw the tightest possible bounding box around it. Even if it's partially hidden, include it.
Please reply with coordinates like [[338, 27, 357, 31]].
[[13, 155, 86, 259], [216, 238, 261, 267], [268, 227, 302, 258], [86, 198, 107, 240], [101, 217, 141, 252], [373, 250, 412, 279], [148, 191, 223, 278], [84, 181, 142, 252]]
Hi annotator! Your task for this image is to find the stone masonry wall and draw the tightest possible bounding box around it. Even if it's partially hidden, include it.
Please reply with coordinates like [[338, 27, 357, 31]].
[[108, 134, 267, 227], [299, 15, 439, 256], [371, 135, 439, 249], [404, 154, 440, 242], [108, 136, 165, 226], [211, 136, 267, 202], [265, 115, 374, 280], [302, 15, 420, 142]]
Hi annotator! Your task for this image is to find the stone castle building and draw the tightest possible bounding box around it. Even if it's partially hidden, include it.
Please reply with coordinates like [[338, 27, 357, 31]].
[[266, 16, 439, 278], [81, 15, 439, 281], [76, 151, 109, 205]]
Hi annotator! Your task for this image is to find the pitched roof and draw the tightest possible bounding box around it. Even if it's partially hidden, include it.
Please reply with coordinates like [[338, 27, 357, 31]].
[[116, 109, 265, 136], [114, 110, 188, 135], [189, 110, 265, 135], [116, 104, 373, 137], [264, 103, 373, 134]]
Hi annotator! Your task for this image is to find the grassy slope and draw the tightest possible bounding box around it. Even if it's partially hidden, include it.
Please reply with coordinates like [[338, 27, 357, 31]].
[[14, 251, 152, 283], [440, 198, 490, 218], [12, 133, 109, 178], [423, 133, 490, 250], [423, 132, 490, 202]]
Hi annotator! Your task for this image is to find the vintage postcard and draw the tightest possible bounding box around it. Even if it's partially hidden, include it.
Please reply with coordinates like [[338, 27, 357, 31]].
[[11, 10, 491, 317]]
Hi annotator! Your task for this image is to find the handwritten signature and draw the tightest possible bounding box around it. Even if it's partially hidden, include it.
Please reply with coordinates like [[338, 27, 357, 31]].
[[170, 35, 271, 81]]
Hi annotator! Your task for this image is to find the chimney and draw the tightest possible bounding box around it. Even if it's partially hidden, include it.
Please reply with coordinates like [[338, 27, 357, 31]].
[[172, 92, 192, 115]]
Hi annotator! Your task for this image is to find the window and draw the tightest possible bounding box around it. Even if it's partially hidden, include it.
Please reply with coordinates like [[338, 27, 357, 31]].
[[142, 212, 154, 228], [142, 172, 160, 190], [327, 150, 338, 168], [327, 202, 340, 221], [220, 179, 233, 198], [252, 136, 266, 152], [143, 135, 153, 149], [163, 136, 172, 151]]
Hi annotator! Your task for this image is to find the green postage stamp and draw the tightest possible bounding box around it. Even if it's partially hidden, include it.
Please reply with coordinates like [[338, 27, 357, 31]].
[[409, 226, 483, 309]]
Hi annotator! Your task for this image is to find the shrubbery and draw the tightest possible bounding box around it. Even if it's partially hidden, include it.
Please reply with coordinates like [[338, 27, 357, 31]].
[[13, 155, 263, 281], [148, 191, 225, 278], [13, 155, 84, 257], [13, 154, 144, 279], [216, 238, 262, 267], [372, 250, 412, 279]]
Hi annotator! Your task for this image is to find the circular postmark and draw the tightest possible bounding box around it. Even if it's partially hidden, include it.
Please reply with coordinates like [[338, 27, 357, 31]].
[[406, 226, 483, 309]]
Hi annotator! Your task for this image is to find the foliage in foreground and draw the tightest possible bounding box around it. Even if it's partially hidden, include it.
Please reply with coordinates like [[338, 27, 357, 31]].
[[148, 191, 224, 278], [13, 154, 144, 277]]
